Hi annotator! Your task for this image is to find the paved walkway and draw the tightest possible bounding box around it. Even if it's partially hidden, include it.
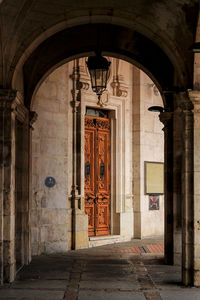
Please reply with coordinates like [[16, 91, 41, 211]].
[[0, 238, 199, 300]]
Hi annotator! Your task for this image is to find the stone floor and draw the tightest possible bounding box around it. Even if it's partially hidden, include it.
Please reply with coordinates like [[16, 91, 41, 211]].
[[0, 238, 200, 300]]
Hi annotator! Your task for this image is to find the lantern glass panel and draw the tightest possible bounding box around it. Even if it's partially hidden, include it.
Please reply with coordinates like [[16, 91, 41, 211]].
[[90, 69, 96, 88], [103, 69, 107, 86], [95, 69, 103, 87]]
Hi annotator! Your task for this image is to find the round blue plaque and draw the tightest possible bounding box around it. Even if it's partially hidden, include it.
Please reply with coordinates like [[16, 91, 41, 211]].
[[45, 177, 56, 188]]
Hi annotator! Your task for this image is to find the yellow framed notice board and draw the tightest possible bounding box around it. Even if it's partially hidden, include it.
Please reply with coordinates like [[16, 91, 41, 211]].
[[145, 162, 164, 194]]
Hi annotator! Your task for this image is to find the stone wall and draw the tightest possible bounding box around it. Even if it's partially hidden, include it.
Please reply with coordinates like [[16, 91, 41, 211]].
[[31, 65, 69, 255], [133, 70, 164, 238]]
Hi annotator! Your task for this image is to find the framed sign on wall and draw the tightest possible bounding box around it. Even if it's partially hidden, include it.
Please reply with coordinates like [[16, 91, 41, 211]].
[[145, 162, 164, 194], [149, 194, 160, 210]]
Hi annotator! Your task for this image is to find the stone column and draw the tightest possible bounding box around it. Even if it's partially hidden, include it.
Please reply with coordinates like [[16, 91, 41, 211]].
[[70, 60, 88, 250], [28, 111, 38, 263], [0, 89, 31, 284], [173, 105, 184, 266], [0, 89, 17, 283], [159, 111, 174, 265], [14, 93, 31, 268], [178, 93, 194, 286], [187, 90, 200, 286]]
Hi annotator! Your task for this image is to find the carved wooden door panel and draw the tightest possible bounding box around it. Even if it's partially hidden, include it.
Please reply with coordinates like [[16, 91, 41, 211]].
[[85, 115, 110, 236], [85, 118, 96, 236]]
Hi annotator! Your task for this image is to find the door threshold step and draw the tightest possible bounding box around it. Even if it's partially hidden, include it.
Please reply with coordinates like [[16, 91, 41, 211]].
[[88, 235, 121, 248], [89, 235, 120, 241]]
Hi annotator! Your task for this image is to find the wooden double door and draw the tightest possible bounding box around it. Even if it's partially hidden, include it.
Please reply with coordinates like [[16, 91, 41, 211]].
[[85, 113, 111, 236]]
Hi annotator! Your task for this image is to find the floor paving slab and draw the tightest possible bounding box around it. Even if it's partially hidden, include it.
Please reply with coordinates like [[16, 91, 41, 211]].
[[0, 289, 64, 300], [18, 271, 70, 280], [79, 279, 140, 290], [81, 273, 138, 281], [160, 289, 200, 300], [11, 279, 68, 290], [78, 290, 146, 300]]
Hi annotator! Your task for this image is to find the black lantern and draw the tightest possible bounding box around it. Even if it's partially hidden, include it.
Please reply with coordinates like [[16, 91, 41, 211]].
[[86, 54, 111, 101]]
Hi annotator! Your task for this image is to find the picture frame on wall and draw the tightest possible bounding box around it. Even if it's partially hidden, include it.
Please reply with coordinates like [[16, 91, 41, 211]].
[[145, 161, 164, 195], [149, 194, 160, 210]]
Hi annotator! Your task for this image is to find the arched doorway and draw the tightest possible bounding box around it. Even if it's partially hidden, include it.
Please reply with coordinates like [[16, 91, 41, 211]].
[[30, 57, 165, 253], [21, 21, 182, 267], [1, 16, 197, 286]]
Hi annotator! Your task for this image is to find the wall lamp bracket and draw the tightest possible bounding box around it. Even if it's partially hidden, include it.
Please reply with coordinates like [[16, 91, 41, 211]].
[[148, 106, 168, 113], [189, 42, 200, 53]]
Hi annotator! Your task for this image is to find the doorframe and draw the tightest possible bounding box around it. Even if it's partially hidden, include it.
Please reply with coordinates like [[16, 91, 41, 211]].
[[81, 92, 126, 237]]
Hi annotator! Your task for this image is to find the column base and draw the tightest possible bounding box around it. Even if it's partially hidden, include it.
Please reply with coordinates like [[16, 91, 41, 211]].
[[4, 263, 15, 283], [194, 270, 200, 287], [73, 209, 88, 250], [182, 268, 193, 286]]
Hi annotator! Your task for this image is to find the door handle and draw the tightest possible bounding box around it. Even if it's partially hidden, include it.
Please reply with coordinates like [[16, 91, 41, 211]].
[[87, 194, 94, 200], [94, 197, 99, 204]]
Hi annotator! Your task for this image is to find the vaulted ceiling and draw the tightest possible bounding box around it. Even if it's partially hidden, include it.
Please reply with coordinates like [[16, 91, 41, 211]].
[[0, 0, 199, 106]]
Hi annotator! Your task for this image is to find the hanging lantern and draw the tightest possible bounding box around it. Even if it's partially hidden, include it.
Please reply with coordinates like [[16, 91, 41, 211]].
[[86, 54, 111, 101]]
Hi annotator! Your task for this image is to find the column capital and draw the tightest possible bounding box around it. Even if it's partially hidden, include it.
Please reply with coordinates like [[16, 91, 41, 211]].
[[0, 89, 30, 124], [188, 90, 200, 112], [174, 91, 193, 112]]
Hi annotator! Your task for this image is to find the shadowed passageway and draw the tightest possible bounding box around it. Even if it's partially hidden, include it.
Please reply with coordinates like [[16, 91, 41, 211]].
[[0, 238, 200, 300]]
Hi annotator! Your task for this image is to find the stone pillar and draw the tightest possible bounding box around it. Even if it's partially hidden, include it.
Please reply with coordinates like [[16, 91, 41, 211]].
[[70, 60, 88, 250], [28, 111, 37, 263], [178, 93, 194, 286], [0, 89, 31, 284], [173, 106, 184, 265], [159, 111, 174, 265], [0, 89, 17, 283], [14, 93, 31, 268], [187, 90, 200, 286]]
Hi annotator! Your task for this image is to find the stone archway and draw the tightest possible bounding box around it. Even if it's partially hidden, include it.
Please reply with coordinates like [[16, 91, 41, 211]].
[[23, 23, 177, 110], [0, 5, 199, 285], [21, 22, 176, 267]]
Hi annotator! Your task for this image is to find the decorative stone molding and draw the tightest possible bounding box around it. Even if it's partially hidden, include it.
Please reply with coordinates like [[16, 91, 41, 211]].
[[77, 81, 89, 91], [29, 111, 38, 128], [70, 99, 81, 114], [174, 91, 193, 112], [111, 59, 128, 97], [147, 83, 160, 96], [97, 90, 110, 107], [69, 59, 89, 249], [70, 59, 89, 101], [78, 59, 90, 90], [0, 90, 29, 124], [188, 90, 200, 112], [14, 92, 29, 124], [111, 75, 128, 97]]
